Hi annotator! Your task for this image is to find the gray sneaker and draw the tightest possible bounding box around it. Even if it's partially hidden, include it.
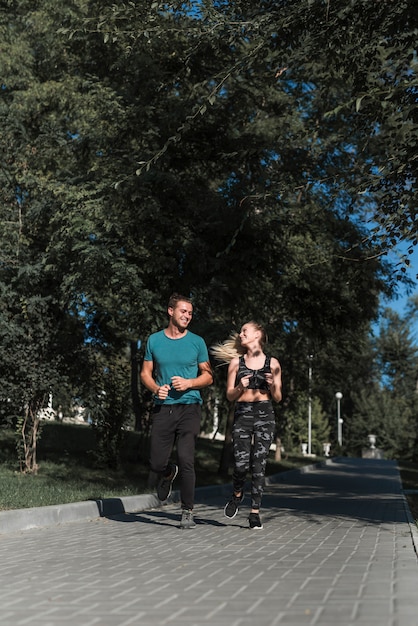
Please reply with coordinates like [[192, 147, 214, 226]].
[[157, 463, 178, 501], [180, 509, 196, 529]]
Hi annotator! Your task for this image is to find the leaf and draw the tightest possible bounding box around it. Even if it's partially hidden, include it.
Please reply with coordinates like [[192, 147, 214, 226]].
[[356, 96, 365, 112]]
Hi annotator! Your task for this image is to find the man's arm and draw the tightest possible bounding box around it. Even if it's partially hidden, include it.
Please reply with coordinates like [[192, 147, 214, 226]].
[[194, 361, 214, 389], [140, 360, 171, 400], [140, 360, 159, 395], [171, 361, 213, 392]]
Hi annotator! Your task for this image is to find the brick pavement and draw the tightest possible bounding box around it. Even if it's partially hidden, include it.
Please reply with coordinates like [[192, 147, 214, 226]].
[[0, 458, 417, 626]]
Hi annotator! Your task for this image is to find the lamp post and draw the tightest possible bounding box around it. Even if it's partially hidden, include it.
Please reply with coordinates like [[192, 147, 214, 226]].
[[308, 355, 313, 455], [335, 391, 343, 446]]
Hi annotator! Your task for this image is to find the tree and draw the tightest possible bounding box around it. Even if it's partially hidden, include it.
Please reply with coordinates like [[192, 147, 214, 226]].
[[282, 393, 331, 456], [1, 0, 415, 470], [347, 304, 418, 459], [376, 307, 418, 396], [0, 283, 68, 472], [349, 387, 416, 460]]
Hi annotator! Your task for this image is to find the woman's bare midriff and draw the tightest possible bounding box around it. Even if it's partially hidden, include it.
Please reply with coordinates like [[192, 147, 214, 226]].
[[236, 389, 270, 403]]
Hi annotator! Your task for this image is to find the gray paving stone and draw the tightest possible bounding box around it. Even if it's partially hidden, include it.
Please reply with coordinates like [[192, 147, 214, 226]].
[[0, 458, 417, 625]]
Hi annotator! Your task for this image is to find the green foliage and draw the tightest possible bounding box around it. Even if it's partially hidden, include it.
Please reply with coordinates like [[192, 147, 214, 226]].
[[0, 283, 66, 471], [347, 304, 418, 460], [349, 387, 417, 460], [0, 0, 416, 468], [85, 349, 135, 468], [283, 394, 331, 456], [375, 307, 418, 395]]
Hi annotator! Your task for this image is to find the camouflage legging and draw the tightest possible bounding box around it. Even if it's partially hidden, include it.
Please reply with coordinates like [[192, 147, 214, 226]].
[[232, 400, 275, 510]]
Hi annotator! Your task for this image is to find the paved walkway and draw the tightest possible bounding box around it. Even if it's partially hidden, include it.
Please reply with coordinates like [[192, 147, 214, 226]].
[[0, 458, 417, 626]]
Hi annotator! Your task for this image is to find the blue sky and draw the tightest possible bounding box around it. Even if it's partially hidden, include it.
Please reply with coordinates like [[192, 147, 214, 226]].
[[379, 243, 418, 340]]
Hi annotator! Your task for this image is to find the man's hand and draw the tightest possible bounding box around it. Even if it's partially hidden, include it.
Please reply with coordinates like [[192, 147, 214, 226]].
[[156, 384, 171, 400], [171, 376, 190, 392]]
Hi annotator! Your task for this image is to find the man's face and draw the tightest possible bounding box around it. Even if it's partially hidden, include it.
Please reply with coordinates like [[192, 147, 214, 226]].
[[169, 301, 193, 330]]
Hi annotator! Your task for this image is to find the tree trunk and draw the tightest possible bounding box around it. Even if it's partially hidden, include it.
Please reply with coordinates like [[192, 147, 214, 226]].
[[20, 400, 41, 474], [130, 340, 142, 431], [274, 436, 282, 462]]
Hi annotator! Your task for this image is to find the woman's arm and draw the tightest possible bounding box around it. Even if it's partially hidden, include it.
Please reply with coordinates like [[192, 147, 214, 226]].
[[266, 357, 282, 402], [226, 357, 249, 402]]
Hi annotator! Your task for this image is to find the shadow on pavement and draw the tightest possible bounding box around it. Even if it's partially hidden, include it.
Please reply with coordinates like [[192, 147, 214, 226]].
[[105, 508, 227, 528], [102, 458, 409, 528]]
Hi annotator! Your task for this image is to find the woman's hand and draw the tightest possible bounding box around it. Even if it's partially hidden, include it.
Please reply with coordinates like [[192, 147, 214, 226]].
[[238, 375, 251, 391], [265, 372, 274, 388]]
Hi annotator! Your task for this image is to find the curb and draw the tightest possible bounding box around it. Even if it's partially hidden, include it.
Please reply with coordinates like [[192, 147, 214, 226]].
[[402, 493, 418, 557], [265, 457, 336, 485], [0, 500, 100, 534], [397, 459, 418, 557], [0, 493, 162, 535]]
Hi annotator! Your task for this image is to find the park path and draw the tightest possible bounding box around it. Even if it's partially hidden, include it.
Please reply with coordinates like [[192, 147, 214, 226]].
[[0, 458, 417, 625]]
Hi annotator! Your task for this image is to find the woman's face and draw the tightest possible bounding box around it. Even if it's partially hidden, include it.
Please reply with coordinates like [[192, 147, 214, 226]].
[[239, 323, 260, 347]]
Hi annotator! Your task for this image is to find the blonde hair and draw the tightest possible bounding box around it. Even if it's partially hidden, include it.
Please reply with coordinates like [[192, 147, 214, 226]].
[[210, 332, 246, 365], [210, 322, 268, 365]]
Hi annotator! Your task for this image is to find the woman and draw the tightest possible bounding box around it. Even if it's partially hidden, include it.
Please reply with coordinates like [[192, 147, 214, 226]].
[[211, 322, 282, 529]]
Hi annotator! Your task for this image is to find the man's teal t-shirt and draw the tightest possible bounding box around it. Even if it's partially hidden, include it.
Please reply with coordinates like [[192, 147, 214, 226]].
[[144, 330, 209, 405]]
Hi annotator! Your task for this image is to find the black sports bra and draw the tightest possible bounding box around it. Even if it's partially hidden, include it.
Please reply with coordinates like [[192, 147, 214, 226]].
[[235, 356, 271, 391]]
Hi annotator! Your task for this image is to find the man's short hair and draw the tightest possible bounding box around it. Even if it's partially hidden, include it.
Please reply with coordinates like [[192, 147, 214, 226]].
[[168, 293, 193, 309]]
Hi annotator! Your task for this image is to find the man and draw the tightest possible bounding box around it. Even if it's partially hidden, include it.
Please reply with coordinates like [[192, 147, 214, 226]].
[[140, 293, 213, 529]]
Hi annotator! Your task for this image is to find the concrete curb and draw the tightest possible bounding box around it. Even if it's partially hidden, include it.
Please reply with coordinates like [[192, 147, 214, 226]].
[[402, 493, 418, 556], [0, 500, 100, 534], [265, 457, 336, 485], [0, 493, 161, 535], [397, 459, 418, 557], [96, 493, 161, 516]]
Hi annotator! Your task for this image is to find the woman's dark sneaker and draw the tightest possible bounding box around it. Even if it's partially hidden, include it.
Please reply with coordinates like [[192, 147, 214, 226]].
[[248, 512, 263, 529], [224, 492, 244, 519], [157, 463, 178, 501]]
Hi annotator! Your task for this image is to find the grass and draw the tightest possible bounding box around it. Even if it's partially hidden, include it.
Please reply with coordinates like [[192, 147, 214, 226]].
[[0, 422, 315, 511]]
